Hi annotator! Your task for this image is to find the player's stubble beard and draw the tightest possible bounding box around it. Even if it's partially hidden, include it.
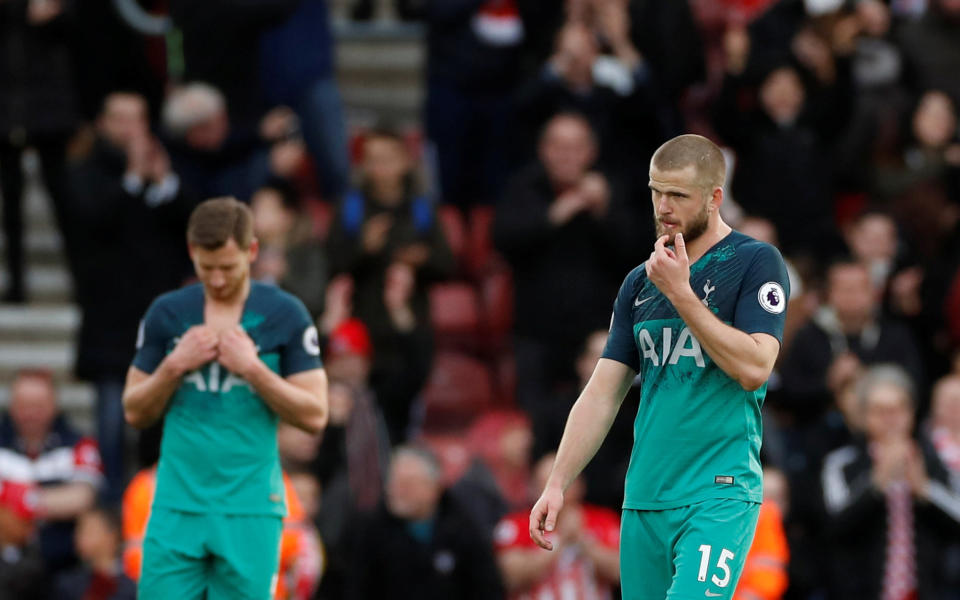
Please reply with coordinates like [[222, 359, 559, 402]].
[[655, 198, 711, 246]]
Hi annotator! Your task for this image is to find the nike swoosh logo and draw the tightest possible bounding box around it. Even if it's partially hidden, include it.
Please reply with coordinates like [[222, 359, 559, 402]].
[[634, 296, 652, 307], [705, 592, 723, 598]]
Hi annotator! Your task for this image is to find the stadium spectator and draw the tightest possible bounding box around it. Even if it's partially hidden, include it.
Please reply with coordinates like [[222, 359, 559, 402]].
[[53, 506, 136, 600], [531, 329, 636, 512], [251, 182, 328, 318], [780, 259, 924, 422], [493, 112, 644, 413], [713, 44, 849, 259], [259, 0, 351, 200], [513, 10, 666, 172], [68, 91, 195, 502], [424, 0, 525, 207], [167, 0, 301, 133], [327, 125, 452, 439], [493, 452, 620, 600], [821, 365, 960, 599], [0, 0, 79, 303], [843, 211, 901, 293], [896, 0, 960, 104], [873, 90, 960, 257], [0, 370, 102, 574], [163, 83, 306, 202], [313, 321, 391, 600], [346, 445, 505, 599]]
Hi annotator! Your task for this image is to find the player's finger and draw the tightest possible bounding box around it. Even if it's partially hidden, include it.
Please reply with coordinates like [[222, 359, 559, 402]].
[[654, 235, 669, 254], [675, 232, 688, 261], [529, 505, 553, 551]]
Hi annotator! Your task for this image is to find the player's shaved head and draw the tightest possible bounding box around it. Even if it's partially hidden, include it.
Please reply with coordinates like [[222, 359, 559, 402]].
[[650, 134, 726, 191], [187, 197, 254, 250]]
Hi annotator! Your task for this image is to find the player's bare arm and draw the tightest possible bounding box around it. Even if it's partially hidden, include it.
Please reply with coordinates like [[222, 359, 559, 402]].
[[218, 326, 329, 434], [646, 233, 781, 391], [123, 325, 219, 428], [529, 358, 635, 550]]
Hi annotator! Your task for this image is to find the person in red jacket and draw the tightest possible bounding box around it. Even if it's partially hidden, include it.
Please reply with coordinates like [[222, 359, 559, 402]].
[[494, 453, 620, 600]]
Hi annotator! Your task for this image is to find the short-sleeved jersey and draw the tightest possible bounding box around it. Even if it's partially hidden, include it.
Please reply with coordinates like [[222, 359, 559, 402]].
[[603, 231, 789, 510], [132, 282, 322, 516]]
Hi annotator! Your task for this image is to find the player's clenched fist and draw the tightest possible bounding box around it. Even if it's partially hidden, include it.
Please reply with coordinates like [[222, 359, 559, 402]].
[[169, 325, 219, 375], [217, 326, 261, 378], [529, 486, 564, 551]]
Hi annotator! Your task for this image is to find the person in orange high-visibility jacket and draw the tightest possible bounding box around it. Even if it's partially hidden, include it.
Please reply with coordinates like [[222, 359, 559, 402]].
[[122, 466, 323, 599], [733, 499, 789, 600]]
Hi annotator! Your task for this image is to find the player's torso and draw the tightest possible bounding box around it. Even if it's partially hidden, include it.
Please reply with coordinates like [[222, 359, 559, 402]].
[[155, 283, 286, 515], [624, 235, 764, 509]]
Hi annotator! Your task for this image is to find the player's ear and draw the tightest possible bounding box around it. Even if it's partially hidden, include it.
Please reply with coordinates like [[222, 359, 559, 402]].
[[246, 237, 260, 263], [710, 186, 723, 212], [187, 242, 196, 261]]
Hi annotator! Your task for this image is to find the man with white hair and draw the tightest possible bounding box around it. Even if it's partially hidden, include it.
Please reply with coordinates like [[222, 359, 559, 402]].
[[164, 82, 305, 202], [346, 446, 505, 599], [821, 365, 960, 599]]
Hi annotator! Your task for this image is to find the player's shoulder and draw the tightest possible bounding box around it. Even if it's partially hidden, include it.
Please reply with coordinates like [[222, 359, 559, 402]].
[[251, 281, 309, 316], [729, 230, 785, 265], [625, 262, 649, 288], [148, 283, 203, 316]]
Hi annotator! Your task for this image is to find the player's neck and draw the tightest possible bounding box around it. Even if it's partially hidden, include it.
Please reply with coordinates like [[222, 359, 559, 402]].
[[685, 219, 733, 264], [205, 278, 251, 310]]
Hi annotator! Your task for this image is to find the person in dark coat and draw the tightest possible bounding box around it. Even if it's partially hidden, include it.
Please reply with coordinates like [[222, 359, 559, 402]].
[[326, 125, 453, 441], [896, 0, 960, 104], [779, 260, 925, 423], [345, 446, 505, 600], [0, 0, 79, 302], [424, 0, 525, 207], [168, 0, 300, 133], [162, 83, 305, 203], [821, 365, 960, 600], [493, 112, 646, 414], [68, 92, 195, 501], [259, 0, 350, 200]]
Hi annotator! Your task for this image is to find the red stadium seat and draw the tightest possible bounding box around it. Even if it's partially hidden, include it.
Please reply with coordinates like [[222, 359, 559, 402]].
[[466, 205, 496, 278], [429, 283, 482, 350], [421, 351, 495, 431], [479, 267, 514, 352]]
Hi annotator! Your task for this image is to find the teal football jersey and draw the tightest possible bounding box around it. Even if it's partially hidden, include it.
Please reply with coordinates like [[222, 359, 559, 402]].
[[132, 282, 322, 516], [603, 231, 789, 510]]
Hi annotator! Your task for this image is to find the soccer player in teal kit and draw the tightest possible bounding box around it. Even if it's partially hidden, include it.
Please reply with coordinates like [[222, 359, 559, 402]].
[[530, 135, 789, 600], [122, 198, 328, 599]]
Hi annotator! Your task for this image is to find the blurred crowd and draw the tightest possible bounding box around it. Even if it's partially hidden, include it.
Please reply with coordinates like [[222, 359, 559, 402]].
[[2, 0, 960, 598]]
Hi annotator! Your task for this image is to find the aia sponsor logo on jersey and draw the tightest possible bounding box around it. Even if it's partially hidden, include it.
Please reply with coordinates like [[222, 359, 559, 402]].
[[637, 326, 705, 368]]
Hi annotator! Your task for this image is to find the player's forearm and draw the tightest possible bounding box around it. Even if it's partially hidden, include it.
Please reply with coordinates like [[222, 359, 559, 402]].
[[38, 482, 96, 521], [671, 290, 774, 391], [122, 360, 184, 428], [547, 361, 633, 492], [244, 362, 328, 434]]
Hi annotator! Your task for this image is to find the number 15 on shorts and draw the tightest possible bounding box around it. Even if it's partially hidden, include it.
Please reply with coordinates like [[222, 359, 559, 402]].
[[697, 544, 735, 588]]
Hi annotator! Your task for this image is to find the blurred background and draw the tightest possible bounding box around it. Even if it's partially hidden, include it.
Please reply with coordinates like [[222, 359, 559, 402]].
[[1, 0, 960, 599]]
